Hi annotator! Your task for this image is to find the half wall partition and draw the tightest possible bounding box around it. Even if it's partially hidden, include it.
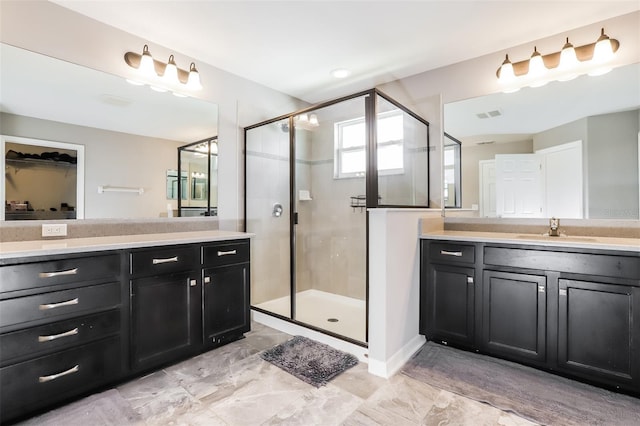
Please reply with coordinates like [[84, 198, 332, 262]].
[[244, 89, 429, 345]]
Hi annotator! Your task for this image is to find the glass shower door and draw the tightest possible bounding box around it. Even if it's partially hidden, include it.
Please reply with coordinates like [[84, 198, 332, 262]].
[[293, 96, 368, 343], [246, 118, 292, 318]]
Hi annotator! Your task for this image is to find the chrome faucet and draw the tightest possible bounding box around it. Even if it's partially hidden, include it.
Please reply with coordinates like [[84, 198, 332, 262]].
[[548, 217, 560, 237]]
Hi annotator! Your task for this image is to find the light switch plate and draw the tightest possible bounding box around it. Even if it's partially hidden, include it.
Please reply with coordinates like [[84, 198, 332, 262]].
[[42, 223, 67, 237]]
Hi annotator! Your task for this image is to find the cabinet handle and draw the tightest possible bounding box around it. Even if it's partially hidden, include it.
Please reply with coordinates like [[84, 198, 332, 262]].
[[467, 276, 474, 284], [204, 276, 211, 284], [39, 298, 79, 310], [152, 256, 179, 265], [39, 365, 79, 383], [39, 268, 78, 278], [217, 250, 237, 256], [189, 279, 197, 287], [440, 250, 463, 257], [38, 327, 79, 342]]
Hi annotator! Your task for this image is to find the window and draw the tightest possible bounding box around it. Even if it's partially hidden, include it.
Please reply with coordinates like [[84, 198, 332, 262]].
[[335, 111, 404, 178]]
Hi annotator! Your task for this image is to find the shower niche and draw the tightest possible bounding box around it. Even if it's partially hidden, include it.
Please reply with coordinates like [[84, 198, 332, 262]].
[[244, 89, 430, 345]]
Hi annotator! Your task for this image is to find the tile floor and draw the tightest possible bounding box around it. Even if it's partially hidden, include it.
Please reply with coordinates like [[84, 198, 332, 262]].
[[17, 322, 536, 426]]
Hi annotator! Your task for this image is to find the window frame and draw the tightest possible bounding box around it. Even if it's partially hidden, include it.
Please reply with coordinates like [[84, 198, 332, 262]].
[[334, 110, 405, 179]]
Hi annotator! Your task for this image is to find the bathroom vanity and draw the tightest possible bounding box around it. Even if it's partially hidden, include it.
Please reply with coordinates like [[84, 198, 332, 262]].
[[0, 231, 250, 423], [420, 231, 640, 394]]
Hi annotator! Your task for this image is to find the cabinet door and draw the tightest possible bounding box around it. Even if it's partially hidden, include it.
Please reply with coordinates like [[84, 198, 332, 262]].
[[482, 271, 546, 363], [558, 279, 639, 391], [424, 263, 475, 348], [130, 272, 201, 370], [203, 263, 250, 347]]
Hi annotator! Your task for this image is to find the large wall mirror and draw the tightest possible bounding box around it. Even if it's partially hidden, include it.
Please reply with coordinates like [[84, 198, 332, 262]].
[[444, 62, 639, 220], [1, 43, 218, 221]]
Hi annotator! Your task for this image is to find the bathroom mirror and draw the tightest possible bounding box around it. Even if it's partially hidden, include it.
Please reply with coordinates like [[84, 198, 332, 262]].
[[0, 43, 218, 220], [444, 62, 639, 219]]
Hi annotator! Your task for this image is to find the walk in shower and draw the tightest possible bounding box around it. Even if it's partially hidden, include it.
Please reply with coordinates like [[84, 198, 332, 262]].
[[245, 89, 429, 345]]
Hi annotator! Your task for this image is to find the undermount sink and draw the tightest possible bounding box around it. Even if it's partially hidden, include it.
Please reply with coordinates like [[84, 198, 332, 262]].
[[516, 234, 599, 243]]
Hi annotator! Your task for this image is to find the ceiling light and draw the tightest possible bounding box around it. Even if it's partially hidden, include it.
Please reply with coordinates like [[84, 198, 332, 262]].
[[124, 45, 203, 95], [331, 68, 350, 79], [496, 28, 620, 91]]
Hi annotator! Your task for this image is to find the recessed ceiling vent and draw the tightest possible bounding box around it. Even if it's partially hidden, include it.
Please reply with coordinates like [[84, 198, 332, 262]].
[[475, 109, 502, 119], [100, 94, 133, 107]]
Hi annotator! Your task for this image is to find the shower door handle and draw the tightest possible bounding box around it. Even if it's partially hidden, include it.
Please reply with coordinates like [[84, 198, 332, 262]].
[[294, 212, 298, 225]]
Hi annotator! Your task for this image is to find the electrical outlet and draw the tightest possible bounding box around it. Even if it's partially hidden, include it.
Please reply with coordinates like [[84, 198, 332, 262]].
[[42, 223, 67, 237]]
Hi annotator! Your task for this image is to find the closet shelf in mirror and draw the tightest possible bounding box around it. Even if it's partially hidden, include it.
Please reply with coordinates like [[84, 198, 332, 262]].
[[6, 158, 77, 170]]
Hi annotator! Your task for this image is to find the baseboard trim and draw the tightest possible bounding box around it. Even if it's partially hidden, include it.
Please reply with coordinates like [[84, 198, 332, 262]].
[[368, 334, 426, 378]]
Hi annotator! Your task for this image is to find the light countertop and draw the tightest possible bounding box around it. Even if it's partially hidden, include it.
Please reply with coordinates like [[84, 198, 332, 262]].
[[0, 230, 253, 260], [421, 230, 639, 252]]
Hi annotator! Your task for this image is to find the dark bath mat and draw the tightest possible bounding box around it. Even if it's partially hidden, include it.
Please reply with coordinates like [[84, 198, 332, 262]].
[[402, 341, 640, 426], [260, 335, 358, 387]]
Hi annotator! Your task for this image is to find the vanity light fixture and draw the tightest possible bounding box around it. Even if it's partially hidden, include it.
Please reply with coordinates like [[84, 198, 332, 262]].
[[124, 44, 203, 96], [497, 28, 620, 92], [294, 113, 320, 130]]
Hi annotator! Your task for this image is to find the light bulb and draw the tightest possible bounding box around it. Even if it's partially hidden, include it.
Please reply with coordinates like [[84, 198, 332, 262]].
[[298, 113, 309, 123], [164, 55, 179, 85], [309, 114, 319, 126], [186, 62, 202, 90], [139, 45, 156, 77], [498, 54, 516, 85], [592, 28, 614, 64], [528, 46, 548, 87], [558, 38, 578, 81]]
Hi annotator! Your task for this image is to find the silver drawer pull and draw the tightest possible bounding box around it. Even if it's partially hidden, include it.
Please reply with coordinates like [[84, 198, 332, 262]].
[[39, 365, 79, 383], [39, 298, 79, 310], [217, 250, 237, 256], [39, 268, 78, 278], [38, 327, 79, 342], [440, 250, 463, 257], [152, 256, 179, 265], [204, 276, 211, 284]]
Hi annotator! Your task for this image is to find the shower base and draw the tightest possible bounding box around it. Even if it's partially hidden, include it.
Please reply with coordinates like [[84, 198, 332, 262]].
[[253, 289, 366, 343]]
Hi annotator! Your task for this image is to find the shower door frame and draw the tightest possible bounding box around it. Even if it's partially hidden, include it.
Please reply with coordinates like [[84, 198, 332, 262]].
[[244, 88, 430, 347]]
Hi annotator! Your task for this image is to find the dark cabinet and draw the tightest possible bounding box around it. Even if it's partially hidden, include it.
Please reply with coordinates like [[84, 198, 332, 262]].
[[131, 272, 201, 370], [129, 245, 201, 371], [420, 238, 640, 395], [202, 240, 250, 348], [1, 237, 251, 422], [557, 278, 640, 391], [482, 270, 546, 364], [423, 263, 475, 348], [0, 252, 124, 423]]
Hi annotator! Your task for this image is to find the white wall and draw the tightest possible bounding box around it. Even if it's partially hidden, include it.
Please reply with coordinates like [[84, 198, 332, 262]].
[[0, 0, 306, 230]]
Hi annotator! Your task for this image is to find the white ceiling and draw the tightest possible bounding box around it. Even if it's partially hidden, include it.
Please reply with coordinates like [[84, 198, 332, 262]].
[[51, 0, 640, 103]]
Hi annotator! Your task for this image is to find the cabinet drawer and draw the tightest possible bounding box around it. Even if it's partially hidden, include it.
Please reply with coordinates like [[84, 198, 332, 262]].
[[0, 336, 121, 423], [0, 254, 120, 293], [130, 245, 199, 277], [428, 242, 475, 264], [203, 240, 250, 268], [0, 309, 120, 366], [484, 247, 640, 280], [0, 282, 120, 329]]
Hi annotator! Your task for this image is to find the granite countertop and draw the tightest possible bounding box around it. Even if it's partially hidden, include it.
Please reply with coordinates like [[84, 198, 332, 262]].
[[420, 230, 640, 252], [0, 230, 253, 260]]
